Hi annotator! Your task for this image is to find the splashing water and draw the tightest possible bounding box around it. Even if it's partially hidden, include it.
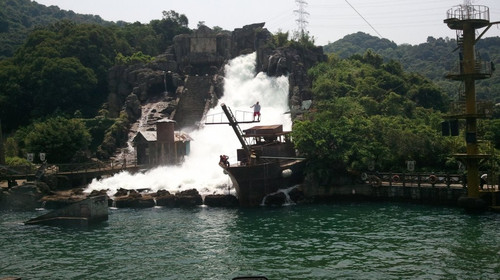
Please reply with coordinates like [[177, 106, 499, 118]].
[[85, 52, 291, 196]]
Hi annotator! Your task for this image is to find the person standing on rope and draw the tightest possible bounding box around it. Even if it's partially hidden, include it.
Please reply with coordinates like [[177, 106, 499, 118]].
[[251, 101, 261, 121]]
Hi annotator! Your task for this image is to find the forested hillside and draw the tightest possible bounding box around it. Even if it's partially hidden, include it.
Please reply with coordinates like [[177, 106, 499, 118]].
[[0, 1, 191, 164], [0, 3, 190, 132], [324, 32, 500, 102], [293, 51, 453, 180], [0, 0, 112, 59]]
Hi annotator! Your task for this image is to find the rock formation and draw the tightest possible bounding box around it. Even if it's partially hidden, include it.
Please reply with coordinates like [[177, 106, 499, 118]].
[[105, 22, 326, 134], [0, 23, 327, 211]]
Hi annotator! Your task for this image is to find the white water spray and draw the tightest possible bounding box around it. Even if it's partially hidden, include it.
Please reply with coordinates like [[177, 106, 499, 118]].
[[85, 53, 291, 196]]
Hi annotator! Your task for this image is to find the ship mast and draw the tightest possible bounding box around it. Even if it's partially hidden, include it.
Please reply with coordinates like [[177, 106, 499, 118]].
[[444, 2, 498, 211]]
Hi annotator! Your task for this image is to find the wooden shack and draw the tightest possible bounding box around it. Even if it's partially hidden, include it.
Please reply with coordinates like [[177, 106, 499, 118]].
[[133, 120, 192, 166]]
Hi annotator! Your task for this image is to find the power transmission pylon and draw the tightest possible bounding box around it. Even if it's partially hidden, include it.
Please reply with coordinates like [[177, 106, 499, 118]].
[[294, 0, 309, 38]]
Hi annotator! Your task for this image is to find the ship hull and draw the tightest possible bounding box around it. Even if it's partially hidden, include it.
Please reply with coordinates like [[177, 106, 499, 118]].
[[225, 159, 305, 207]]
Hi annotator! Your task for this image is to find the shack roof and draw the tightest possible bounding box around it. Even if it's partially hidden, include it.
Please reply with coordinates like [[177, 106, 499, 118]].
[[175, 131, 193, 142], [137, 131, 157, 142], [243, 125, 290, 137], [133, 131, 193, 143]]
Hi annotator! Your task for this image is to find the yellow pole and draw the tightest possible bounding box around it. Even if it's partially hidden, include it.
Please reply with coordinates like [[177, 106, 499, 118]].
[[462, 21, 480, 199]]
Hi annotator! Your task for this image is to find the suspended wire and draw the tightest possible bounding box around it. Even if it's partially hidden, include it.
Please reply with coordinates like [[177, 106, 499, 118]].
[[344, 0, 384, 38]]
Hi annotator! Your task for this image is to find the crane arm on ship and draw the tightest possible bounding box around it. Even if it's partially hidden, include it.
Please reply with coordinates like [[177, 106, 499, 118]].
[[220, 103, 251, 155]]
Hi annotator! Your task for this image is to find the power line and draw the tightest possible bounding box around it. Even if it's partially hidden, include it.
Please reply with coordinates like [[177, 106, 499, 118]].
[[344, 0, 384, 38]]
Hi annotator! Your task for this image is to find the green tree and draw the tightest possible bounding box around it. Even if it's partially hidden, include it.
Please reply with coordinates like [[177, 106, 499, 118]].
[[150, 10, 190, 51], [294, 50, 458, 178], [273, 30, 289, 47], [1, 20, 128, 131], [30, 57, 98, 117], [24, 117, 91, 163], [4, 137, 19, 157], [115, 21, 159, 56], [0, 60, 30, 131]]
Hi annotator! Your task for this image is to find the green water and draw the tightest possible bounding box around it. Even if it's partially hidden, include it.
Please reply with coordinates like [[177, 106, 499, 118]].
[[1, 203, 499, 280]]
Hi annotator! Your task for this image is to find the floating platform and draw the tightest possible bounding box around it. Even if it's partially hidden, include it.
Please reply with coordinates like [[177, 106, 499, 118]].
[[25, 196, 108, 227]]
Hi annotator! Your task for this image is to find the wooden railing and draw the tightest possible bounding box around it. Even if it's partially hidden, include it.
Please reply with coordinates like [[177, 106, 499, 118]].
[[363, 172, 466, 188], [1, 159, 139, 180]]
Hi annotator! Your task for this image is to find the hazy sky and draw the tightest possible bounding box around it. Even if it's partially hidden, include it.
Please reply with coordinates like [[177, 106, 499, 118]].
[[34, 0, 500, 46]]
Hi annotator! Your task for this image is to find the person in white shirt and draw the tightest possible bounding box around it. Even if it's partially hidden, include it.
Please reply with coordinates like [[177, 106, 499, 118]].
[[251, 101, 261, 121]]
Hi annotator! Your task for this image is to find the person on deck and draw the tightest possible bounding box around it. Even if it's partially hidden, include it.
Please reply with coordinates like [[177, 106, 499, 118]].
[[480, 173, 487, 189], [251, 101, 261, 121], [219, 155, 230, 167]]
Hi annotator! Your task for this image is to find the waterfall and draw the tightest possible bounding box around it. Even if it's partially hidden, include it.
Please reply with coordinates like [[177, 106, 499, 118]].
[[36, 201, 47, 211], [85, 52, 291, 196], [261, 185, 299, 206]]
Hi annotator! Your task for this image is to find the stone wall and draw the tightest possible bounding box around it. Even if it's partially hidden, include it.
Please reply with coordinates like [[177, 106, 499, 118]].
[[174, 25, 231, 75]]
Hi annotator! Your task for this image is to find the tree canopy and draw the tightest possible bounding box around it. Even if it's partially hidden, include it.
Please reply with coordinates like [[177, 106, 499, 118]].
[[323, 32, 500, 103], [293, 51, 459, 182], [20, 117, 91, 163], [0, 21, 127, 131]]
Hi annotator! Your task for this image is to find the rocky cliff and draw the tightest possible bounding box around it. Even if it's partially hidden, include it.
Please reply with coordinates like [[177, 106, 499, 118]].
[[102, 23, 326, 159]]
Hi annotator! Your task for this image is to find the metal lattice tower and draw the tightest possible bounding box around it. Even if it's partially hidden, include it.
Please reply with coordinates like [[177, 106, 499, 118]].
[[294, 0, 309, 36]]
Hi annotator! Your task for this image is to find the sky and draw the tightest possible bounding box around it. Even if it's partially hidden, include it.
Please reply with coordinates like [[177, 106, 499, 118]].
[[34, 0, 500, 46]]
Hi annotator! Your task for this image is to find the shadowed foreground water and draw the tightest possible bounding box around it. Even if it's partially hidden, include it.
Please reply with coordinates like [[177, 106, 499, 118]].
[[1, 203, 499, 279]]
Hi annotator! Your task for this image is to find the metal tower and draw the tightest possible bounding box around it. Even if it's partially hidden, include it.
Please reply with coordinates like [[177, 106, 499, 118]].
[[294, 0, 309, 37], [444, 2, 498, 211]]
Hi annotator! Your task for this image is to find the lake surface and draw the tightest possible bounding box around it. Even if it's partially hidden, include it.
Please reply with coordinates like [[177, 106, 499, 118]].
[[1, 203, 499, 279]]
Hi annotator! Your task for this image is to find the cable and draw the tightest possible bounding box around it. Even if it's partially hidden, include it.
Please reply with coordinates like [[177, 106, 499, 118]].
[[344, 0, 384, 38]]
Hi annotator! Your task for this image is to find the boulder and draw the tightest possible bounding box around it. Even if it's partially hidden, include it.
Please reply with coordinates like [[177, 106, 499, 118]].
[[0, 182, 51, 210], [204, 194, 239, 207], [124, 93, 141, 121], [232, 23, 268, 57], [175, 189, 203, 207], [154, 189, 171, 197], [88, 189, 108, 197], [289, 187, 305, 203], [42, 174, 72, 191], [155, 194, 176, 207], [114, 188, 129, 197], [263, 192, 287, 206], [114, 194, 155, 208], [257, 46, 326, 117], [88, 189, 113, 206]]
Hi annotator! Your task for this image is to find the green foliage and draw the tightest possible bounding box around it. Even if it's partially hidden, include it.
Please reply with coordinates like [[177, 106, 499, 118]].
[[290, 31, 316, 50], [309, 51, 448, 112], [4, 137, 19, 158], [0, 1, 197, 160], [0, 60, 28, 131], [323, 32, 397, 57], [150, 10, 191, 51], [0, 21, 129, 132], [83, 117, 116, 152], [294, 52, 460, 177], [0, 0, 108, 59], [483, 119, 500, 149], [115, 51, 154, 65], [273, 30, 289, 48], [5, 156, 31, 166], [97, 112, 130, 159], [23, 117, 91, 163], [112, 22, 160, 56], [323, 32, 500, 103]]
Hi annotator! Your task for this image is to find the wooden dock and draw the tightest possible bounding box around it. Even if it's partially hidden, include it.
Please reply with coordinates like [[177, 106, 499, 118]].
[[1, 161, 143, 188]]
